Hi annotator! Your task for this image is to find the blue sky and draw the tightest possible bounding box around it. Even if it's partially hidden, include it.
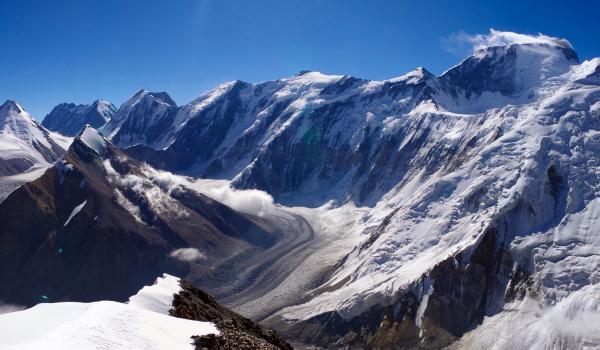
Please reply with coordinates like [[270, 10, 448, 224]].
[[1, 0, 599, 119]]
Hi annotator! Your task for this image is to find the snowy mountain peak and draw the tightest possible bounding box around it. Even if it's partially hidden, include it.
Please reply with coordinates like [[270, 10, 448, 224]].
[[0, 101, 68, 176], [42, 100, 116, 136], [128, 89, 176, 107], [0, 100, 40, 130], [90, 99, 115, 110], [468, 29, 574, 51], [0, 100, 38, 126], [283, 70, 344, 85], [443, 34, 579, 87], [0, 100, 25, 115], [73, 125, 107, 156], [388, 66, 434, 84], [433, 35, 581, 113], [101, 89, 179, 148]]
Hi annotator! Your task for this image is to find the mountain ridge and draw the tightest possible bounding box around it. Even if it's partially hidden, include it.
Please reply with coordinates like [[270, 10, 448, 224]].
[[3, 31, 600, 349]]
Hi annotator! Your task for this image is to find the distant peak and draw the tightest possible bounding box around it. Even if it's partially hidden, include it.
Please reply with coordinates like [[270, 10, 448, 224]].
[[92, 99, 111, 106], [415, 67, 433, 76], [296, 70, 314, 76], [150, 92, 176, 106], [0, 100, 24, 113], [134, 88, 148, 97], [388, 67, 434, 84], [127, 89, 176, 107]]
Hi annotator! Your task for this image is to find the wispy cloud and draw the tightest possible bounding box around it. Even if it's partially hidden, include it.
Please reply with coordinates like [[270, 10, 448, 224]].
[[169, 247, 206, 262], [189, 179, 275, 217], [0, 303, 25, 314], [441, 29, 572, 56]]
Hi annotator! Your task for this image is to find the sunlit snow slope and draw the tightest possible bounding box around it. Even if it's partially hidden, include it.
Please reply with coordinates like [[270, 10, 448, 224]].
[[0, 100, 69, 177], [0, 274, 218, 350]]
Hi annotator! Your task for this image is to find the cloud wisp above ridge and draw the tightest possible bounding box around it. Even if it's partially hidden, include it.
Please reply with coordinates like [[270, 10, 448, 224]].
[[441, 29, 573, 56]]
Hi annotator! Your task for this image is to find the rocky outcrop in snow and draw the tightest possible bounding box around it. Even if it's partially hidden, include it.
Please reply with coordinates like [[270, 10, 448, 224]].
[[0, 274, 291, 350]]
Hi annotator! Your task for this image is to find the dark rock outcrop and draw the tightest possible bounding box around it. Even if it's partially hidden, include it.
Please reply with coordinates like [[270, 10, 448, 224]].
[[170, 279, 293, 350]]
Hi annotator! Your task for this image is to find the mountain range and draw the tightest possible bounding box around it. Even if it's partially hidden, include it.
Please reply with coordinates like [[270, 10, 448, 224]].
[[1, 32, 599, 349]]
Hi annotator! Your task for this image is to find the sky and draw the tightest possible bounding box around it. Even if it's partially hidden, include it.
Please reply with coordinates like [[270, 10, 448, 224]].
[[1, 0, 599, 119]]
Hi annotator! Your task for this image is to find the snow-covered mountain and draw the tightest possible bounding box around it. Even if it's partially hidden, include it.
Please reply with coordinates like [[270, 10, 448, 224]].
[[101, 89, 178, 149], [42, 100, 116, 136], [115, 33, 599, 348], [262, 38, 600, 348], [122, 38, 581, 209], [0, 100, 70, 177], [4, 30, 600, 349]]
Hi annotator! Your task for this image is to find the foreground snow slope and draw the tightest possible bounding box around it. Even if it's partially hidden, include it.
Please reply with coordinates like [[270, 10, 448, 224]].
[[0, 274, 218, 350]]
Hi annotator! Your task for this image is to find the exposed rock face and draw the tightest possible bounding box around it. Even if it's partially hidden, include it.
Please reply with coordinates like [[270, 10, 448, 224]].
[[0, 127, 281, 305], [271, 226, 532, 349], [42, 100, 116, 136], [170, 279, 293, 350]]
